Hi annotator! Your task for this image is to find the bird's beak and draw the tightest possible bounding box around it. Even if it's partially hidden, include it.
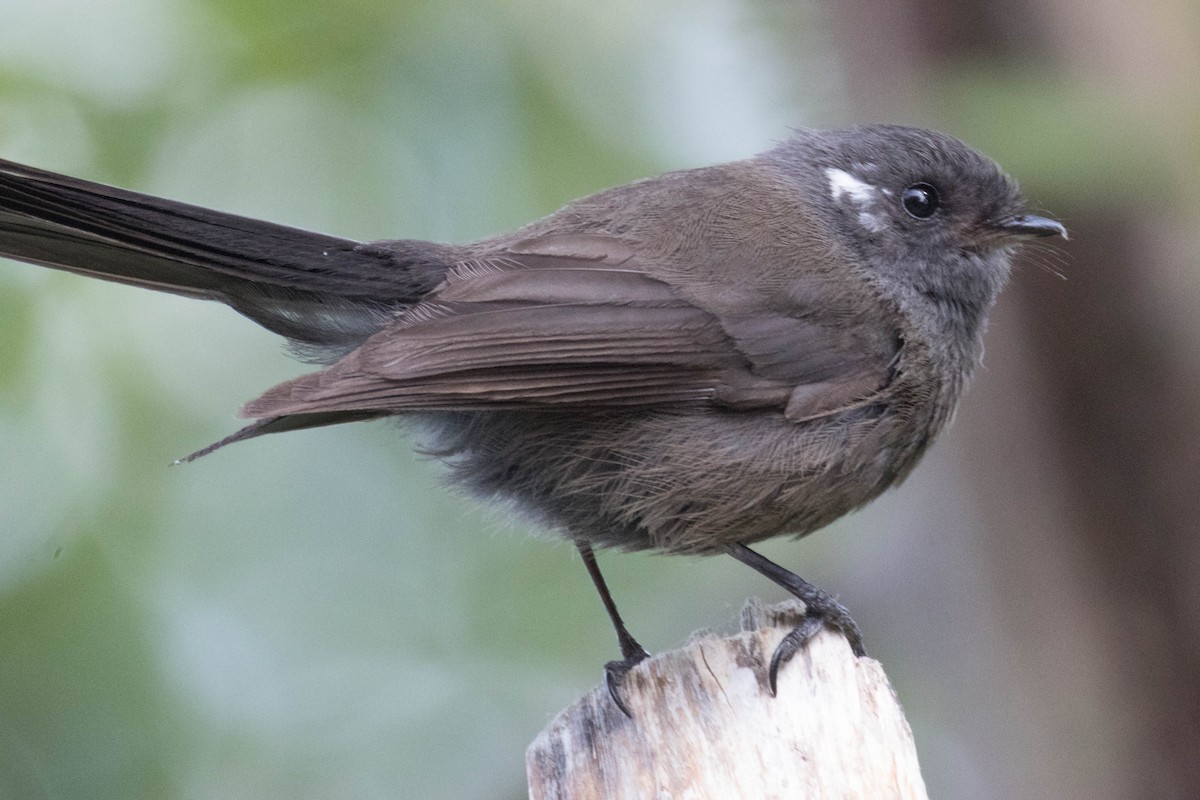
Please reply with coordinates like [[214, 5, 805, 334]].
[[997, 214, 1068, 240]]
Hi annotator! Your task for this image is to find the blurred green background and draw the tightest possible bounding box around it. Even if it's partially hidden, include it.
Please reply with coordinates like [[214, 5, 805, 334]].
[[1, 1, 1198, 799]]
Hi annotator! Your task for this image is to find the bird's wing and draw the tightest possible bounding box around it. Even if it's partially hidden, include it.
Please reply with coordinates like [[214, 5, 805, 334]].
[[241, 234, 899, 419]]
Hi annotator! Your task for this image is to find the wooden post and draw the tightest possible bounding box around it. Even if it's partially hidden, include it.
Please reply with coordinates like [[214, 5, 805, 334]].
[[527, 600, 928, 800]]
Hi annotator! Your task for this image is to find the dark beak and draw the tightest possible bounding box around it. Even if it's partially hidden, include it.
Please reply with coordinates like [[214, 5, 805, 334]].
[[997, 214, 1068, 240]]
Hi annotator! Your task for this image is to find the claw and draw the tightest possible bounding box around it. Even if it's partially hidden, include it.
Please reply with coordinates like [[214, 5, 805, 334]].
[[767, 615, 822, 695], [603, 649, 648, 718], [726, 542, 867, 694]]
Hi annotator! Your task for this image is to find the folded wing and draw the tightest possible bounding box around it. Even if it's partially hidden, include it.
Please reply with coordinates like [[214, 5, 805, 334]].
[[243, 235, 898, 420]]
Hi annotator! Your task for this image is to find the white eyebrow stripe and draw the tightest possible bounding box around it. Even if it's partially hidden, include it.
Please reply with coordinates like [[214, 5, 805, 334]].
[[825, 167, 878, 206]]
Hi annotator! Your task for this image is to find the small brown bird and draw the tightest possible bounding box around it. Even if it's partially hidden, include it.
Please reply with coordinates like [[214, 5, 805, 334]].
[[0, 125, 1064, 713]]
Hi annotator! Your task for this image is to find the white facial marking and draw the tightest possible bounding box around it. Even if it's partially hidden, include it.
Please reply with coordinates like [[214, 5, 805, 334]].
[[826, 167, 877, 205], [857, 211, 887, 232], [826, 168, 888, 232]]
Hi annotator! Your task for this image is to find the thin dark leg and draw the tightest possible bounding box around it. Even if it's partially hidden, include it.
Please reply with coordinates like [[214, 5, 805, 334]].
[[578, 542, 649, 716], [726, 542, 865, 694]]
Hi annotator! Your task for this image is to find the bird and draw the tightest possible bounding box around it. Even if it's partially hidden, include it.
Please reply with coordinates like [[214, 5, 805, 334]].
[[0, 124, 1065, 714]]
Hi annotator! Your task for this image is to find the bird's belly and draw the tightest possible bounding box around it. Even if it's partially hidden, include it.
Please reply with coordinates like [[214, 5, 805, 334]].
[[417, 405, 917, 555]]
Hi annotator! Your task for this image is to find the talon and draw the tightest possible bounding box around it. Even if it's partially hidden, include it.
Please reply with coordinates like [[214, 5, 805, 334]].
[[604, 650, 648, 717], [725, 543, 868, 694], [767, 615, 822, 695]]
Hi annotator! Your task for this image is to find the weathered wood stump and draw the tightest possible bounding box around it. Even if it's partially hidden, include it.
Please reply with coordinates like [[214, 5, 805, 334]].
[[527, 600, 927, 800]]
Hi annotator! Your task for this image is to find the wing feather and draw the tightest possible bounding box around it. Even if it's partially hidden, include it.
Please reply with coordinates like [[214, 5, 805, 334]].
[[240, 234, 898, 420]]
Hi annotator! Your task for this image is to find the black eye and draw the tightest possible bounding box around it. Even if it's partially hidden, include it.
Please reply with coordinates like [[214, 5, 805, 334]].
[[901, 182, 940, 219]]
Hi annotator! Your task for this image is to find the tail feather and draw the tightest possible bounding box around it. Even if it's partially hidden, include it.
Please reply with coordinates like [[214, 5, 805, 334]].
[[0, 158, 455, 453], [0, 159, 433, 349]]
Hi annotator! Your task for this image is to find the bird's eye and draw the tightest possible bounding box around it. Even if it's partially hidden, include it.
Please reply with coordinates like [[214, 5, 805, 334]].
[[901, 183, 940, 219]]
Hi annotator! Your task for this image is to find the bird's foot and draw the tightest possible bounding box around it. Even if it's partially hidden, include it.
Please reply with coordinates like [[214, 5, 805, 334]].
[[725, 543, 866, 694], [767, 589, 864, 694], [603, 644, 650, 718]]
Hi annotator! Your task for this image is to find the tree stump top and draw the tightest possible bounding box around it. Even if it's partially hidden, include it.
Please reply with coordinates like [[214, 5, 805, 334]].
[[527, 600, 928, 800]]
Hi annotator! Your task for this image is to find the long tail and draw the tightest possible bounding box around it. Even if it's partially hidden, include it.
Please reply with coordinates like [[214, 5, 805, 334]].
[[0, 159, 425, 350], [0, 158, 448, 456]]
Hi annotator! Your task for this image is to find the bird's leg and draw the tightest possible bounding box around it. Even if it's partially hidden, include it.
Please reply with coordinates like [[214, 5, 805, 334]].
[[726, 542, 866, 694], [578, 542, 649, 717]]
